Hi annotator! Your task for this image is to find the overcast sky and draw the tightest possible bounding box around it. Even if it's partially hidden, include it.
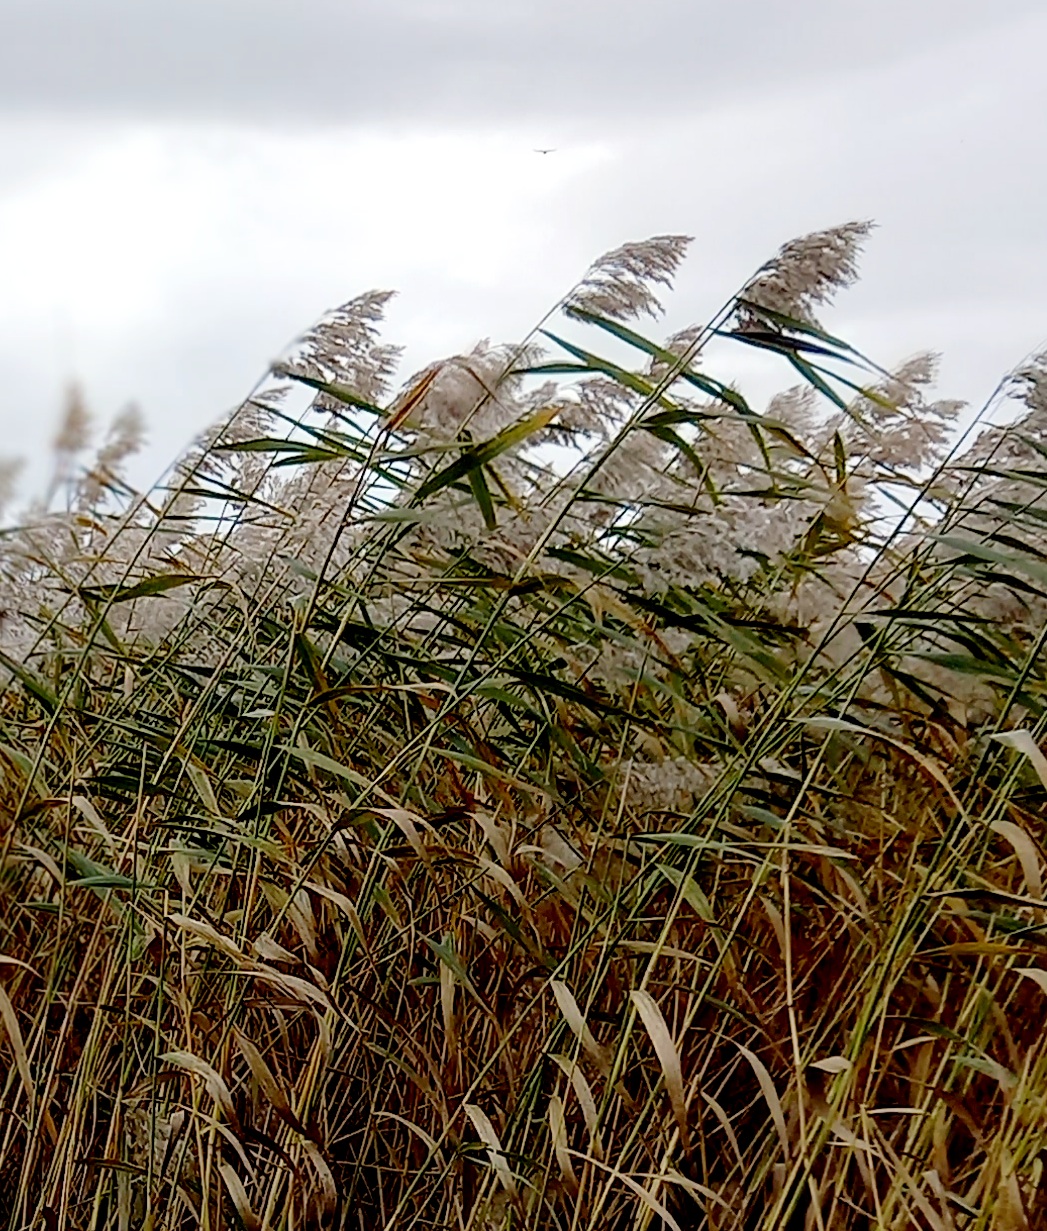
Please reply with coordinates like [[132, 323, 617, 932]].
[[1, 0, 1046, 494]]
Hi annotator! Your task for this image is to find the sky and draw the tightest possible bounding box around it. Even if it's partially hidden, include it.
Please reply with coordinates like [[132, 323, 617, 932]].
[[1, 0, 1046, 496]]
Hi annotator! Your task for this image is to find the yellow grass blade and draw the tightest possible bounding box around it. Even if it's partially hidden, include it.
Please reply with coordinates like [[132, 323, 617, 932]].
[[733, 1040, 789, 1160], [0, 981, 34, 1108], [464, 1103, 517, 1198], [551, 979, 610, 1073], [547, 1094, 577, 1191], [218, 1164, 261, 1231], [630, 989, 689, 1147]]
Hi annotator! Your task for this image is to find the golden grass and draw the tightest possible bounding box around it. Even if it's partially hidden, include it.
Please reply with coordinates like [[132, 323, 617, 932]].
[[2, 237, 1047, 1228]]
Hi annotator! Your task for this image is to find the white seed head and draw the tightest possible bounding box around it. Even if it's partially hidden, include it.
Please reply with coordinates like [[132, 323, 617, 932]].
[[278, 290, 402, 404], [53, 382, 93, 456], [567, 235, 692, 322], [742, 221, 874, 325]]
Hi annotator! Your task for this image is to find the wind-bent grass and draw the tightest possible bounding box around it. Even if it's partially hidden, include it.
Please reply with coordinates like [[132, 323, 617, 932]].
[[2, 225, 1047, 1228]]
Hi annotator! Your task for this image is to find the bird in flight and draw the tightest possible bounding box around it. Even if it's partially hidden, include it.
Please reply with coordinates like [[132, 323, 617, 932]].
[[533, 148, 557, 154]]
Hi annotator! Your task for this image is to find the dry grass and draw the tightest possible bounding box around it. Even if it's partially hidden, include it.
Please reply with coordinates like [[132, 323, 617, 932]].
[[1, 230, 1047, 1229]]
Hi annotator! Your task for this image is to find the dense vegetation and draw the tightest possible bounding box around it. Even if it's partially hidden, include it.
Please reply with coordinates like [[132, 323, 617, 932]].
[[2, 224, 1047, 1229]]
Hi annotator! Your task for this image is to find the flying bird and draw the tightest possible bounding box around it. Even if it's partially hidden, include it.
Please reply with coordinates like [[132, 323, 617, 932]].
[[533, 148, 557, 154]]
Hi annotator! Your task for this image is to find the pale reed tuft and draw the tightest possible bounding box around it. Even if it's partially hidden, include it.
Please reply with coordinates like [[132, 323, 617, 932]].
[[741, 220, 874, 325], [567, 234, 692, 321]]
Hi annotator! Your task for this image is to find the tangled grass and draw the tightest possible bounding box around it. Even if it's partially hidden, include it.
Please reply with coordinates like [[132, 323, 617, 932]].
[[2, 225, 1047, 1229]]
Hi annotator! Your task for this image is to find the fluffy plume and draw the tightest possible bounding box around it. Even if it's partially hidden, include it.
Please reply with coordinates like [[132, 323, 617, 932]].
[[1009, 348, 1047, 420], [647, 323, 708, 382], [392, 342, 529, 442], [52, 382, 93, 456], [276, 290, 402, 405], [833, 352, 964, 474], [567, 234, 692, 321], [77, 404, 146, 508], [0, 458, 23, 518], [46, 382, 93, 506], [741, 220, 874, 325]]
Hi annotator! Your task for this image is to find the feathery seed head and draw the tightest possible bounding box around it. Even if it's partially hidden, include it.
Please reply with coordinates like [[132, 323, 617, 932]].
[[278, 290, 402, 404], [393, 342, 527, 441], [567, 234, 692, 322], [76, 404, 146, 509], [648, 323, 707, 382], [741, 220, 874, 325], [53, 382, 92, 456], [1011, 349, 1047, 417], [0, 457, 22, 516], [97, 404, 145, 471]]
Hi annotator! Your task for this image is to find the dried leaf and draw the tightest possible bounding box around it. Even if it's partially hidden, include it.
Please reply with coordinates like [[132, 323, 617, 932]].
[[701, 1090, 743, 1169], [0, 981, 34, 1107], [733, 1041, 789, 1160], [989, 820, 1044, 899], [551, 1054, 602, 1158], [575, 1153, 685, 1231], [167, 913, 243, 961], [464, 1103, 517, 1197], [630, 989, 688, 1146], [547, 1094, 577, 1191], [810, 1056, 852, 1074], [218, 1164, 260, 1231], [990, 729, 1047, 791], [233, 1030, 304, 1133], [184, 760, 220, 816], [1015, 967, 1047, 997], [302, 1140, 338, 1218], [251, 933, 298, 964], [550, 980, 609, 1073], [161, 1051, 238, 1129]]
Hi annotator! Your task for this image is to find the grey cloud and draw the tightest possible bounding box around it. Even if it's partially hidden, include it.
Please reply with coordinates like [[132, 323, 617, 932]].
[[2, 0, 1040, 124], [1, 0, 1045, 502]]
